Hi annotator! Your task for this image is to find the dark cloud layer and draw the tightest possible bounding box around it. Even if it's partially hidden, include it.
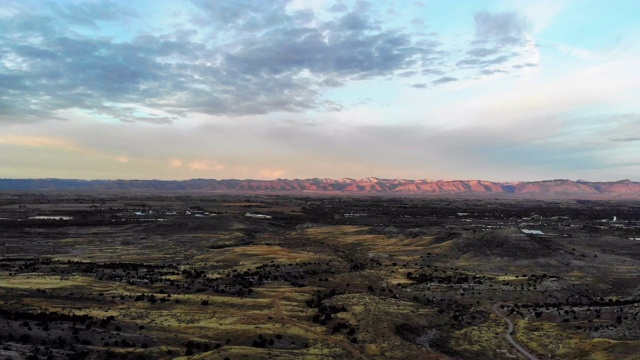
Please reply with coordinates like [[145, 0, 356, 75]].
[[1, 0, 445, 122], [0, 1, 536, 123]]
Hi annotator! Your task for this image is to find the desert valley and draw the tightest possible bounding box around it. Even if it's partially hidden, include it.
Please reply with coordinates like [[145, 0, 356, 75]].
[[1, 183, 640, 359]]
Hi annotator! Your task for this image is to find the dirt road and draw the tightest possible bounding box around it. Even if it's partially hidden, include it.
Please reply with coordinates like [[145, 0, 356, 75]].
[[492, 304, 539, 360]]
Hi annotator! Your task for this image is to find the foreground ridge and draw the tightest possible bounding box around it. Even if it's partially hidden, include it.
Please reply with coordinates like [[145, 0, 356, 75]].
[[1, 178, 639, 195]]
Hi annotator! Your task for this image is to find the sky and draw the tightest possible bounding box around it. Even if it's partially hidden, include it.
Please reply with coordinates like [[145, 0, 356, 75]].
[[1, 0, 639, 182]]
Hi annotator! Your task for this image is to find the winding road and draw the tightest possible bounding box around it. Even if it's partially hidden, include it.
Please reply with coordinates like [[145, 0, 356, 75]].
[[492, 304, 539, 360]]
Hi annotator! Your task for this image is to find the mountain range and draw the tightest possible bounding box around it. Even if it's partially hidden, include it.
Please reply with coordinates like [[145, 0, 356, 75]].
[[1, 178, 640, 196]]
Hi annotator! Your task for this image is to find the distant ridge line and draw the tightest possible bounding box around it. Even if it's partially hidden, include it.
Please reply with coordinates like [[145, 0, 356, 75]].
[[1, 178, 639, 195]]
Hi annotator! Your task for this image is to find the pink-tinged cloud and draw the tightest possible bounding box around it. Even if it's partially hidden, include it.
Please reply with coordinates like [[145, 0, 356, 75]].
[[116, 156, 130, 163], [259, 169, 285, 179], [168, 159, 183, 169], [189, 160, 225, 171], [233, 166, 250, 173], [0, 136, 81, 152]]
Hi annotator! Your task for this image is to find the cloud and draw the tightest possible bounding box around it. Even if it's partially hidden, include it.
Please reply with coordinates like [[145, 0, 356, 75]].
[[4, 104, 639, 181], [259, 169, 286, 179], [421, 68, 444, 76], [329, 2, 348, 13], [0, 2, 545, 127], [120, 116, 175, 125], [466, 47, 499, 57], [512, 63, 538, 69], [611, 137, 640, 143], [474, 11, 529, 41], [485, 55, 510, 66], [432, 76, 457, 85], [0, 134, 139, 167], [449, 11, 539, 78], [189, 160, 225, 171], [0, 135, 81, 152], [480, 69, 508, 75], [0, 0, 441, 123], [191, 0, 289, 30], [168, 159, 183, 169], [50, 1, 137, 27]]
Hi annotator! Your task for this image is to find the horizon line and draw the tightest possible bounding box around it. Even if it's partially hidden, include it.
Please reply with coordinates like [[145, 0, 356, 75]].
[[1, 177, 636, 183]]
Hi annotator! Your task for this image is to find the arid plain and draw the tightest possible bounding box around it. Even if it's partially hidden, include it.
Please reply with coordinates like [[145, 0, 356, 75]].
[[1, 192, 640, 359]]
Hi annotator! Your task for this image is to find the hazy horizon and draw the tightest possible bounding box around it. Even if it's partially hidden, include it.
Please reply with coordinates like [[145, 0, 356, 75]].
[[1, 177, 636, 184], [2, 1, 639, 182]]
